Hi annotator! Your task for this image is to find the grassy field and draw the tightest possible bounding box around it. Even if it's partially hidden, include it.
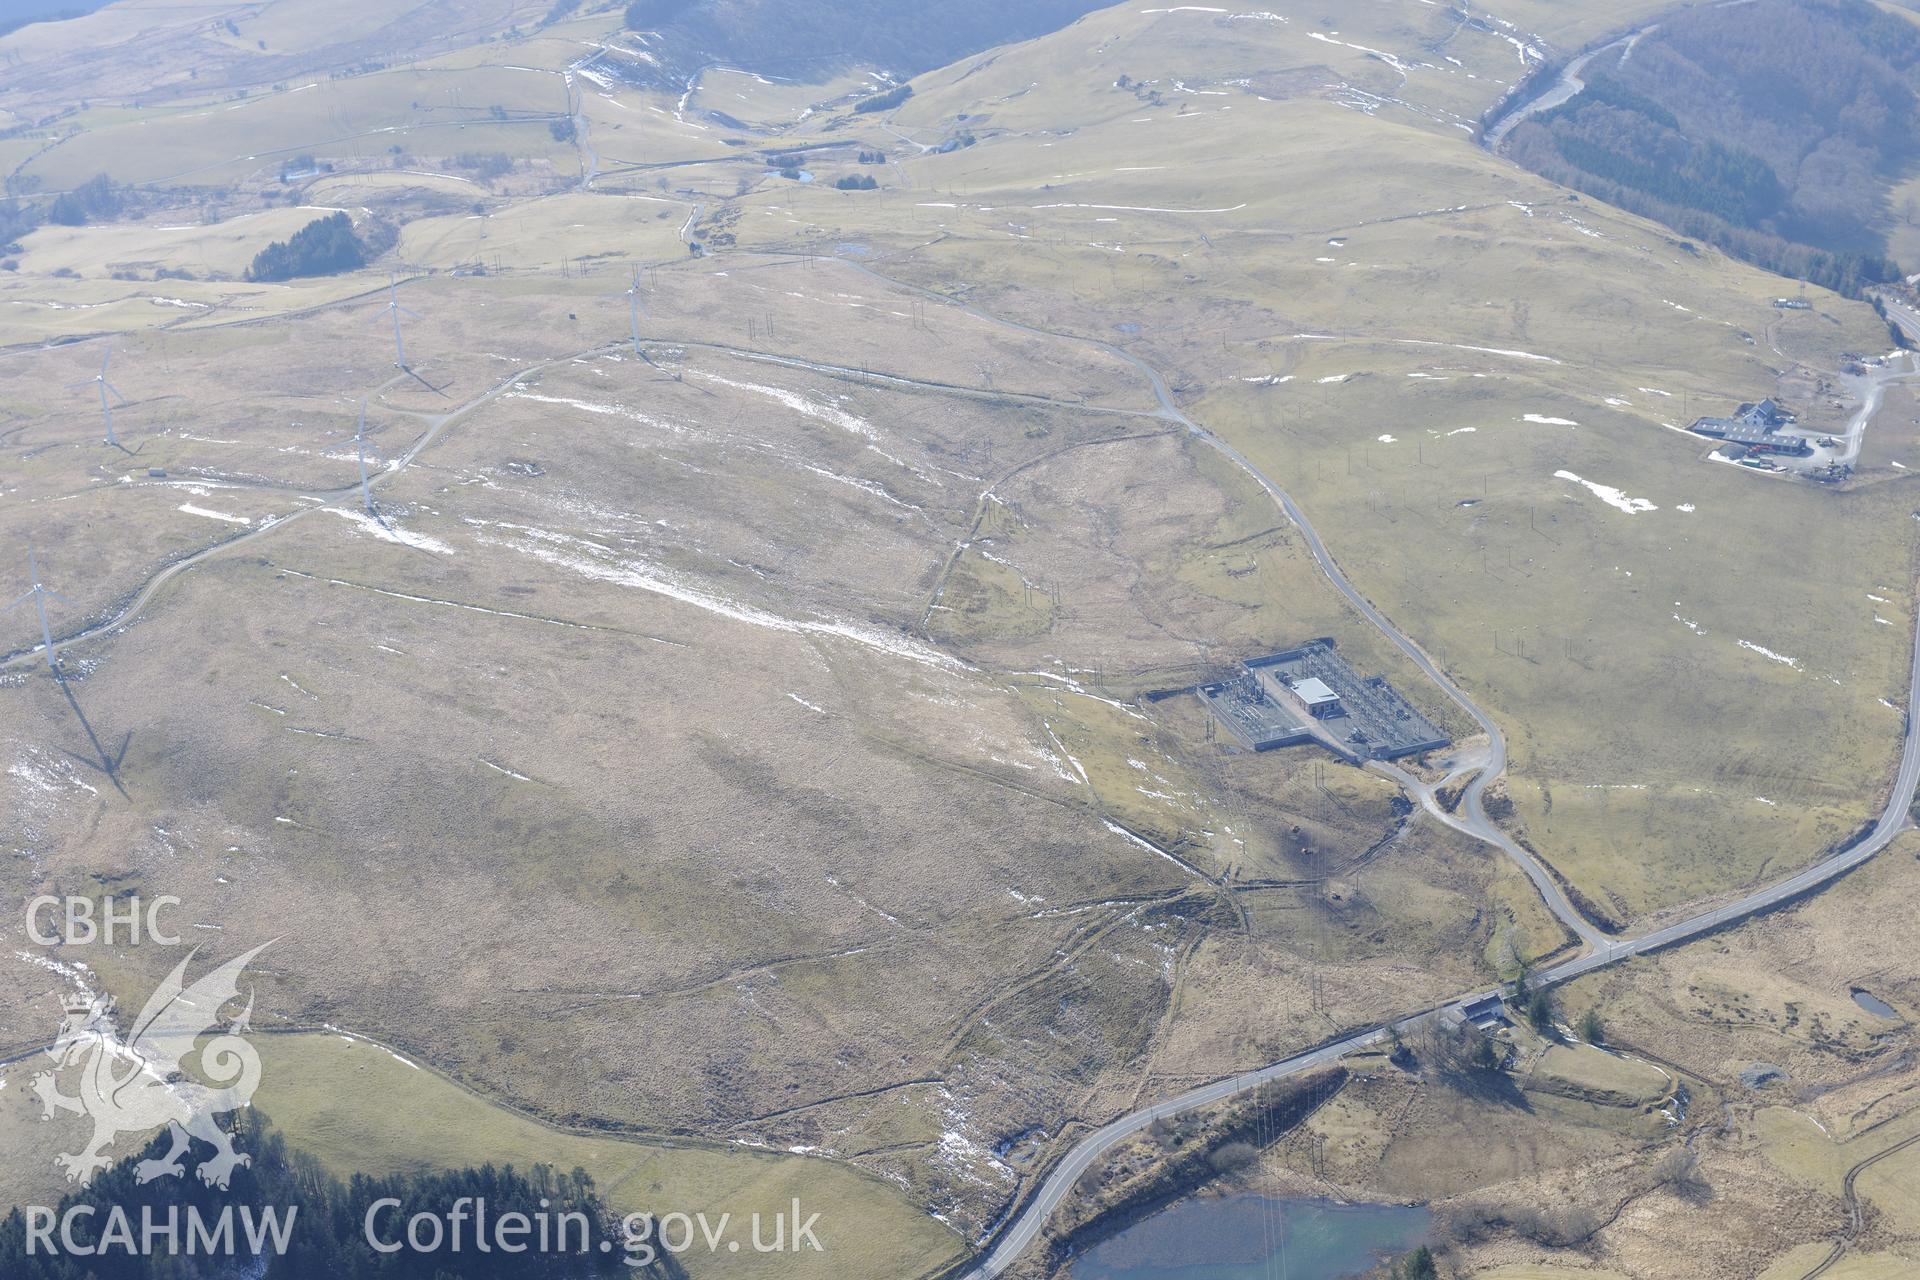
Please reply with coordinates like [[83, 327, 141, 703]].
[[1535, 829, 1920, 1274], [0, 1031, 967, 1280], [252, 1033, 968, 1280], [6, 0, 1920, 1274], [1522, 1041, 1674, 1112], [691, 67, 882, 128], [1760, 1251, 1920, 1280], [0, 0, 528, 129], [0, 260, 1563, 1241], [397, 190, 693, 270], [695, 1, 1914, 923], [22, 66, 571, 190], [17, 204, 363, 278]]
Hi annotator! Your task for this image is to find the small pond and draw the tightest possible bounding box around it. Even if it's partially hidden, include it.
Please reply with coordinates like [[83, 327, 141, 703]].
[[1852, 988, 1898, 1019], [1072, 1194, 1431, 1280]]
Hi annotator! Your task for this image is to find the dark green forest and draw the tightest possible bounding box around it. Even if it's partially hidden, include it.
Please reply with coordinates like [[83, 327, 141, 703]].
[[46, 174, 124, 227], [0, 1117, 685, 1279], [852, 83, 912, 114], [245, 212, 365, 282], [1505, 0, 1920, 295]]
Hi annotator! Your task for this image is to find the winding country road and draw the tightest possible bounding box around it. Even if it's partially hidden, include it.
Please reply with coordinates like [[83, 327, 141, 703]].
[[572, 277, 1602, 954], [0, 338, 623, 675], [961, 567, 1920, 1278], [825, 253, 1603, 948], [1480, 0, 1757, 152], [8, 257, 1918, 1278], [1481, 23, 1660, 150], [811, 261, 1920, 1276]]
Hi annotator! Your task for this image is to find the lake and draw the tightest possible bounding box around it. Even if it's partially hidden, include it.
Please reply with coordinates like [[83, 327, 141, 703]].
[[1072, 1194, 1432, 1280]]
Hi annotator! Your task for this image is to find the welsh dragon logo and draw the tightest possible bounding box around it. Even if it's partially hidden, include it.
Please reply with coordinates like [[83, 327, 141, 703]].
[[31, 943, 270, 1189]]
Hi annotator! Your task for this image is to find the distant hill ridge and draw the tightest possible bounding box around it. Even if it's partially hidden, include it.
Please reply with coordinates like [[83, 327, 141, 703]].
[[1504, 0, 1920, 295], [618, 0, 1116, 86]]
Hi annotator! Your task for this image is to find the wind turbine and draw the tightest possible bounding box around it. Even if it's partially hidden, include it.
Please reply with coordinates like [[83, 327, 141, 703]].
[[8, 546, 70, 677], [70, 349, 129, 448], [354, 399, 377, 517], [374, 271, 420, 370], [624, 265, 647, 356], [617, 265, 679, 380]]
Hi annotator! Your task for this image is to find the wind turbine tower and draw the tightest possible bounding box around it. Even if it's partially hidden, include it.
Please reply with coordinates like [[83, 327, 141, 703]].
[[354, 400, 375, 515], [70, 350, 129, 448], [624, 265, 647, 357], [7, 546, 70, 676], [375, 272, 421, 369]]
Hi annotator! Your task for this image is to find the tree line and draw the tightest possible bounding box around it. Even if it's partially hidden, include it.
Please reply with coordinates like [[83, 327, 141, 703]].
[[854, 84, 912, 114], [0, 1114, 686, 1279], [1506, 0, 1920, 295], [245, 211, 365, 282]]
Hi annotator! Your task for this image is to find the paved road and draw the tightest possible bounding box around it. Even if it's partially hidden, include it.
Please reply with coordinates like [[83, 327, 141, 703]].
[[623, 296, 1597, 955], [564, 47, 606, 189], [823, 253, 1603, 948], [1833, 355, 1920, 468], [1177, 422, 1603, 948], [821, 260, 1919, 1276], [1882, 296, 1920, 350], [14, 255, 1915, 1275], [1481, 0, 1753, 150], [1481, 25, 1659, 149], [964, 601, 1920, 1277], [639, 296, 1597, 952]]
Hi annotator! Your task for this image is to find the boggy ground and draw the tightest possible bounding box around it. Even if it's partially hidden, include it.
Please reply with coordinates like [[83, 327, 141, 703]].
[[2, 263, 1552, 1252]]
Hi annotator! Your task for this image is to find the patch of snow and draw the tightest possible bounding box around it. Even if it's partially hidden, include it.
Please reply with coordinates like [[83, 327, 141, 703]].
[[1737, 640, 1800, 669], [468, 523, 961, 671], [480, 758, 533, 782], [324, 507, 455, 554], [177, 503, 249, 525], [1554, 469, 1655, 514]]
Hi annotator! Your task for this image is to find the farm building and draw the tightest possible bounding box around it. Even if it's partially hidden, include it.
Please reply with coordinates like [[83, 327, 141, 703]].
[[1689, 399, 1810, 456]]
